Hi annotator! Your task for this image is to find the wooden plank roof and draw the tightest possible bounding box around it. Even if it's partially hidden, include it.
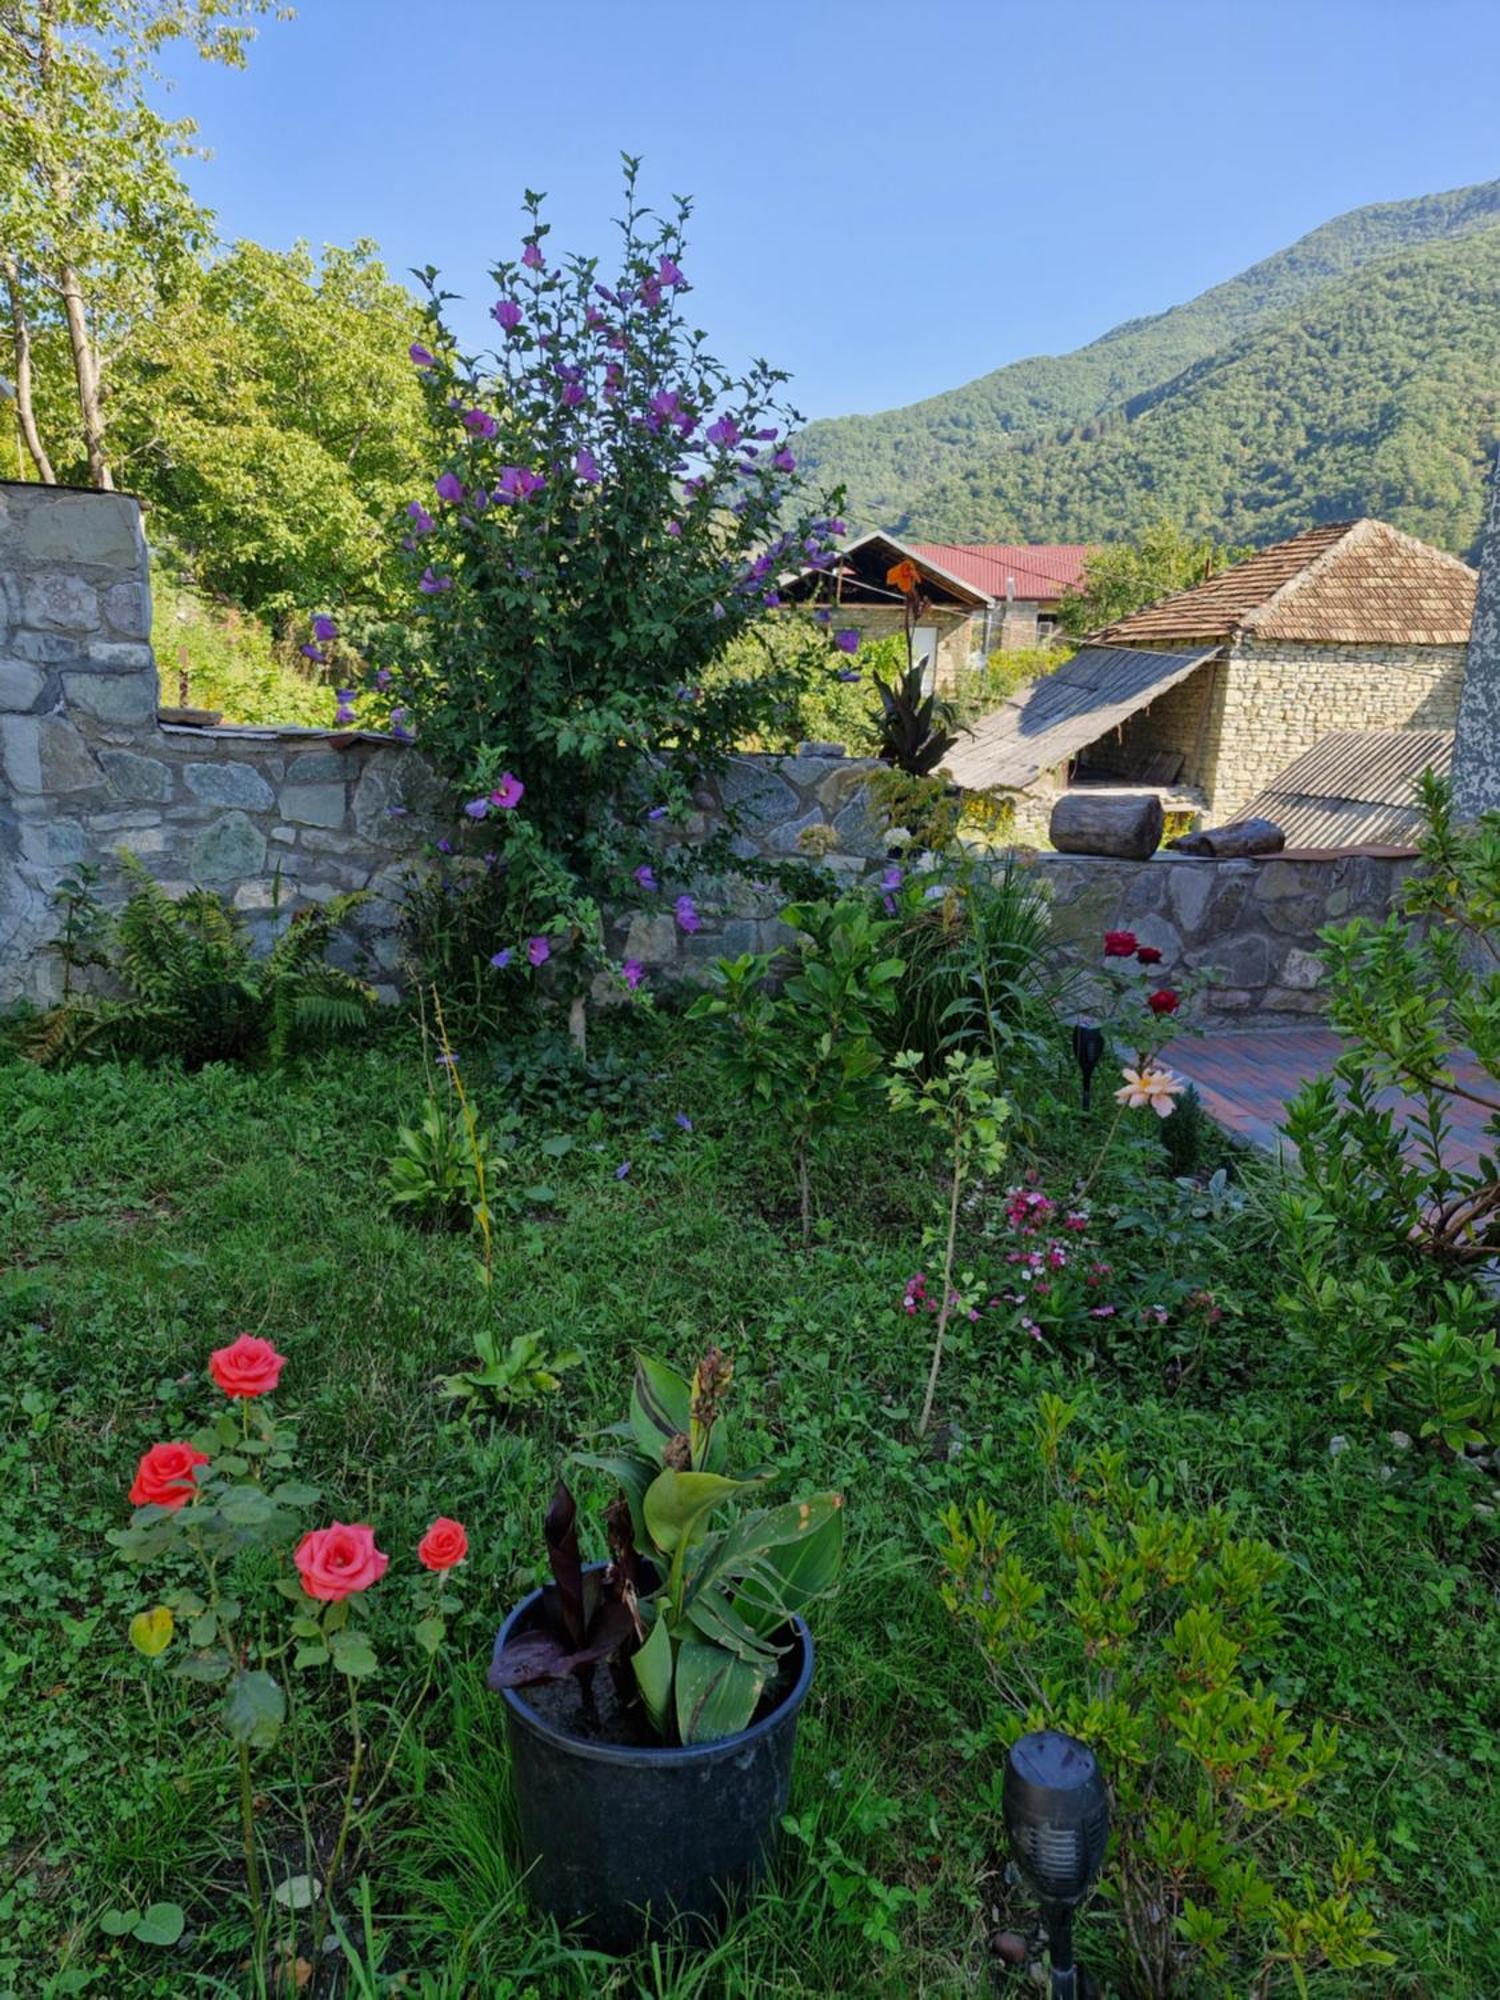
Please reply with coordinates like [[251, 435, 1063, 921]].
[[944, 644, 1218, 791], [1096, 520, 1476, 649]]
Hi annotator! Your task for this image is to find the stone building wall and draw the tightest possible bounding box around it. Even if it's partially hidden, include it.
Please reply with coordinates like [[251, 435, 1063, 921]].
[[825, 603, 978, 692], [1202, 638, 1465, 822]]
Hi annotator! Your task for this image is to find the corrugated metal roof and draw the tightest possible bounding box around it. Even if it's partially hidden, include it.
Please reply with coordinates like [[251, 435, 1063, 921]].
[[1096, 520, 1475, 648], [945, 645, 1218, 791], [909, 542, 1091, 603], [1237, 728, 1453, 847]]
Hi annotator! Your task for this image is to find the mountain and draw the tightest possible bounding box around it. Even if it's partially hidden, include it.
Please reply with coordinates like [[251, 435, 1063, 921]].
[[796, 180, 1500, 557]]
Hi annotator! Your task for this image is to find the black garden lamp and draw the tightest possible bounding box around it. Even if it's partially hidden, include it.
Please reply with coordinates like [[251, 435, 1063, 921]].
[[1070, 1024, 1106, 1110], [1003, 1729, 1110, 1998]]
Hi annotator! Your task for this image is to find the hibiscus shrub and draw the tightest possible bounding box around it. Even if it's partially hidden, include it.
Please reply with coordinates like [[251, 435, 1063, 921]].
[[368, 159, 849, 985], [114, 1336, 467, 1962]]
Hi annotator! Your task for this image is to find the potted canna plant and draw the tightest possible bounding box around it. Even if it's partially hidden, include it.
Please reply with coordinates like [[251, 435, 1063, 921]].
[[488, 1348, 844, 1947]]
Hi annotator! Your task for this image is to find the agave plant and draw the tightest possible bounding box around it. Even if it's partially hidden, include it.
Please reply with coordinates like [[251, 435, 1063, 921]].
[[489, 1349, 844, 1745]]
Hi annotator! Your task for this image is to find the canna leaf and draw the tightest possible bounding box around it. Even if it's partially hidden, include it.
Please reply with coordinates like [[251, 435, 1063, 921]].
[[644, 1468, 756, 1555], [544, 1482, 587, 1647], [733, 1499, 844, 1638], [674, 1637, 765, 1745], [487, 1600, 635, 1690], [631, 1608, 674, 1735], [573, 1449, 654, 1544], [629, 1352, 692, 1460], [685, 1582, 786, 1665]]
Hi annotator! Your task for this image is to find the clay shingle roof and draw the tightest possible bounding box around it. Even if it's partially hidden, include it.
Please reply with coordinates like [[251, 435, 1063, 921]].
[[1096, 519, 1476, 649]]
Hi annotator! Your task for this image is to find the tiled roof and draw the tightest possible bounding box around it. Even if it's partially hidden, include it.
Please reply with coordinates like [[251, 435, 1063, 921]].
[[945, 645, 1218, 791], [910, 542, 1091, 603], [1096, 520, 1476, 648], [1237, 727, 1453, 846]]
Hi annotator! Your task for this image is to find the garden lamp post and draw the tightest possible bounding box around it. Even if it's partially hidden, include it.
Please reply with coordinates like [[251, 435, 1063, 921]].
[[1003, 1729, 1110, 1998], [1070, 1024, 1105, 1110]]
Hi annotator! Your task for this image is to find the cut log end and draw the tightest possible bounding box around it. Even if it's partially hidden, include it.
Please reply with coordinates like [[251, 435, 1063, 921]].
[[1049, 791, 1164, 860], [1168, 817, 1285, 858]]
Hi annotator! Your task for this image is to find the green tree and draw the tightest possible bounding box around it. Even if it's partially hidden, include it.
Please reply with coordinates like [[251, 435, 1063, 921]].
[[1058, 518, 1246, 634], [0, 0, 282, 487], [110, 240, 431, 621]]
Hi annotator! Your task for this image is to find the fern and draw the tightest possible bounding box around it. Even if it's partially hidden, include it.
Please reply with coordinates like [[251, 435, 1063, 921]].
[[32, 859, 378, 1070]]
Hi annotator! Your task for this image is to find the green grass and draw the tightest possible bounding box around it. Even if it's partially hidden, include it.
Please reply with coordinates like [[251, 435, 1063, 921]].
[[2, 1014, 1497, 1996]]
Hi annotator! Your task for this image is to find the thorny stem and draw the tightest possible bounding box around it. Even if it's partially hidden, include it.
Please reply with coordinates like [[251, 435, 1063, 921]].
[[309, 1677, 365, 1969], [238, 1743, 265, 1958], [917, 1120, 965, 1437]]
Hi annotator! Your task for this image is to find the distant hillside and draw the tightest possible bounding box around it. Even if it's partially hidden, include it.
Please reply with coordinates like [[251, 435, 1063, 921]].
[[798, 180, 1500, 555]]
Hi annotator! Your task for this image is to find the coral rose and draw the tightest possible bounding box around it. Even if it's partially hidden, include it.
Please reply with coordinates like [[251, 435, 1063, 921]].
[[294, 1523, 389, 1602], [1103, 930, 1138, 958], [209, 1334, 287, 1399], [1136, 945, 1163, 966], [1148, 989, 1181, 1015], [417, 1517, 469, 1572], [130, 1441, 210, 1510]]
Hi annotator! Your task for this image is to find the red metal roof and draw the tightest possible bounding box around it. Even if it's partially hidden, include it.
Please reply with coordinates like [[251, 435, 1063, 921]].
[[910, 542, 1092, 604]]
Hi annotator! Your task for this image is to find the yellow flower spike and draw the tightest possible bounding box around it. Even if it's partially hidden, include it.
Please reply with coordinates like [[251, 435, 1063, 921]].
[[129, 1605, 175, 1658]]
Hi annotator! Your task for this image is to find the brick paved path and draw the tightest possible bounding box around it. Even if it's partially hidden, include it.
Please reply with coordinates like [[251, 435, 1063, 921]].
[[1166, 1028, 1495, 1172]]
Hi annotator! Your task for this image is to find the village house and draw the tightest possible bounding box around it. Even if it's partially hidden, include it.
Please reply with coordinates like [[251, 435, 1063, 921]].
[[944, 518, 1476, 835], [782, 531, 1088, 693]]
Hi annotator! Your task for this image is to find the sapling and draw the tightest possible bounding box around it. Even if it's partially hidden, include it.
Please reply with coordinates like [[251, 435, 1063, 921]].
[[887, 1048, 1010, 1435]]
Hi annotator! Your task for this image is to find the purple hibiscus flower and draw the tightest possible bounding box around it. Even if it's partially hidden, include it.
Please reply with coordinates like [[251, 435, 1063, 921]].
[[490, 948, 513, 970], [674, 894, 702, 935], [623, 958, 644, 990], [490, 772, 524, 810], [464, 797, 489, 820], [706, 414, 740, 449], [881, 866, 904, 892], [834, 628, 861, 654], [409, 343, 435, 368], [491, 298, 522, 331], [389, 708, 412, 739], [574, 447, 601, 485], [657, 253, 685, 288], [434, 472, 464, 504], [418, 568, 452, 595], [521, 241, 544, 270], [463, 408, 498, 439], [674, 1111, 693, 1132], [836, 669, 862, 683], [615, 1160, 631, 1180], [406, 500, 434, 536], [526, 935, 550, 967], [634, 863, 657, 892], [299, 642, 325, 664], [312, 614, 338, 643]]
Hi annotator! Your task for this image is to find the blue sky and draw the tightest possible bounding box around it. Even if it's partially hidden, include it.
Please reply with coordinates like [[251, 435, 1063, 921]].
[[164, 0, 1500, 421]]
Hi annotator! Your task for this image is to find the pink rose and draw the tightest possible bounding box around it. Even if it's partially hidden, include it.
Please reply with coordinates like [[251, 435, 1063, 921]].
[[129, 1441, 210, 1510], [294, 1523, 389, 1602], [416, 1517, 469, 1572]]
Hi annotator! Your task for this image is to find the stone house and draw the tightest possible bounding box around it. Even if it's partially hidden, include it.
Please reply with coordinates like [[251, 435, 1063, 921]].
[[946, 518, 1476, 831], [782, 531, 1087, 692]]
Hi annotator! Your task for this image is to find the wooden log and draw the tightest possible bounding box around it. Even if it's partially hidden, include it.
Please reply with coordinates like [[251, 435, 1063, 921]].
[[1049, 791, 1163, 859], [1167, 817, 1285, 858]]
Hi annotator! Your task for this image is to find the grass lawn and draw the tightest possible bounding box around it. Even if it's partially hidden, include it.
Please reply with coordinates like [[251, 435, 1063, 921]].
[[3, 1012, 1498, 1997]]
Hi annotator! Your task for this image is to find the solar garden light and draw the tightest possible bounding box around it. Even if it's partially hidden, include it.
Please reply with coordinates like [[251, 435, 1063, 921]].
[[1069, 1023, 1106, 1110], [1003, 1730, 1110, 1998]]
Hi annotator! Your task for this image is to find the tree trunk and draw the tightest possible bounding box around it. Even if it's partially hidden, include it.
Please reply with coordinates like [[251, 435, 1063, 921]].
[[1049, 790, 1163, 859], [58, 261, 112, 489], [1168, 817, 1286, 858], [1, 254, 57, 483]]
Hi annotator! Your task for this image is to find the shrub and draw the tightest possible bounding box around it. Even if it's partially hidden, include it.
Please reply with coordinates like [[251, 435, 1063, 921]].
[[31, 855, 375, 1068], [940, 1396, 1394, 1997]]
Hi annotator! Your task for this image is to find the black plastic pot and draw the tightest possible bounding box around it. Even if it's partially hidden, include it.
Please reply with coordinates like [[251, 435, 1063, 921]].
[[493, 1574, 815, 1950]]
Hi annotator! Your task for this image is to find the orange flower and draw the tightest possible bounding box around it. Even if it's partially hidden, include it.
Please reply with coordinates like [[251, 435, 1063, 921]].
[[886, 559, 921, 595]]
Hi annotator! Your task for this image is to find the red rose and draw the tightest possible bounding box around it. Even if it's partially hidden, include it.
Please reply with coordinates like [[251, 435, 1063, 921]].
[[1136, 945, 1163, 966], [209, 1334, 287, 1399], [294, 1522, 389, 1602], [130, 1441, 210, 1510], [1103, 930, 1138, 957], [417, 1517, 469, 1572], [1148, 989, 1181, 1015]]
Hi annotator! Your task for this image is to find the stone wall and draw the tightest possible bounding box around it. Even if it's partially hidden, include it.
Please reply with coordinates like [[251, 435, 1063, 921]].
[[0, 482, 430, 1004], [1027, 847, 1414, 1024], [825, 603, 978, 692], [1, 482, 1414, 1026], [1204, 638, 1465, 822]]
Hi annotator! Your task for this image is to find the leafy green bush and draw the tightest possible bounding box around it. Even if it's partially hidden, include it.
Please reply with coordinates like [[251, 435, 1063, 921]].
[[688, 892, 903, 1238], [32, 855, 375, 1067], [940, 1396, 1394, 1997], [151, 566, 333, 727]]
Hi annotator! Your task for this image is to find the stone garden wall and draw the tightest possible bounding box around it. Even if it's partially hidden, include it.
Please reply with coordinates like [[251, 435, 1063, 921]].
[[1, 482, 1413, 1023]]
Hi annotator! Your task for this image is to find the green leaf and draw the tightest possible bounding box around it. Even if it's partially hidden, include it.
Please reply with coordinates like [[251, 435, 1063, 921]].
[[100, 1907, 138, 1938], [572, 1450, 654, 1542], [188, 1611, 217, 1648], [293, 1644, 329, 1670], [270, 1481, 322, 1506], [328, 1627, 378, 1678], [132, 1902, 185, 1947], [223, 1669, 285, 1749], [175, 1651, 233, 1684], [644, 1468, 752, 1555], [631, 1610, 674, 1736], [128, 1606, 174, 1658], [415, 1615, 446, 1656], [735, 1499, 845, 1638], [629, 1352, 692, 1460], [674, 1637, 765, 1745]]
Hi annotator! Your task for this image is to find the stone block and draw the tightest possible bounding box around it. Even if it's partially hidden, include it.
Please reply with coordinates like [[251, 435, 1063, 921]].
[[764, 807, 829, 855], [1166, 862, 1216, 934], [22, 492, 142, 569], [269, 826, 297, 845], [86, 641, 154, 670], [99, 749, 174, 803], [20, 817, 88, 866], [0, 661, 46, 712], [299, 827, 365, 855], [232, 879, 284, 911], [1, 713, 99, 793], [61, 670, 157, 727], [286, 750, 350, 784], [1206, 932, 1270, 988], [622, 912, 679, 962], [11, 630, 83, 663], [717, 756, 797, 829], [1278, 945, 1325, 990], [191, 811, 267, 885], [281, 782, 348, 828], [25, 573, 100, 633], [185, 761, 276, 811], [102, 580, 151, 638]]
